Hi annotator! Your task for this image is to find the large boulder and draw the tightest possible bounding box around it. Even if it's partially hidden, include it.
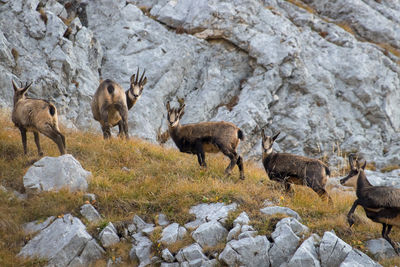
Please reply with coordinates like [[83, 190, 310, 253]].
[[130, 232, 153, 267], [191, 220, 228, 247], [175, 243, 208, 263], [23, 154, 91, 193], [18, 214, 104, 266], [319, 231, 352, 267], [219, 235, 270, 267], [80, 203, 102, 223], [365, 238, 397, 260]]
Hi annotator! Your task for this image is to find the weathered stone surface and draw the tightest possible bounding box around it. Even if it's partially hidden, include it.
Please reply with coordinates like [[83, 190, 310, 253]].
[[99, 222, 120, 248], [159, 223, 187, 245], [287, 234, 320, 267], [161, 248, 174, 263], [260, 206, 301, 221], [226, 224, 241, 241], [219, 235, 270, 267], [366, 238, 397, 260], [320, 231, 352, 267], [161, 263, 180, 267], [23, 154, 91, 193], [191, 221, 228, 247], [157, 213, 170, 226], [80, 203, 102, 223], [269, 223, 300, 267], [275, 217, 309, 237], [340, 249, 382, 267], [130, 233, 153, 267], [133, 215, 155, 233], [233, 211, 250, 227], [19, 214, 103, 266], [23, 216, 55, 235], [185, 203, 237, 229], [175, 243, 208, 263]]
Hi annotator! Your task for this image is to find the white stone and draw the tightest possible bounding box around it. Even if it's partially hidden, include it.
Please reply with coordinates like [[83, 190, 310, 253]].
[[175, 243, 207, 263], [130, 233, 153, 267], [320, 231, 352, 267], [19, 214, 103, 266], [23, 155, 91, 193], [157, 213, 170, 226], [233, 211, 250, 227], [275, 217, 309, 237], [80, 204, 102, 223], [340, 249, 382, 267], [99, 223, 120, 247], [269, 223, 300, 267], [159, 223, 187, 245], [161, 248, 174, 263], [185, 203, 237, 229], [287, 234, 320, 267], [191, 221, 228, 247], [226, 224, 241, 241], [260, 206, 301, 221], [366, 238, 397, 260], [23, 216, 55, 235], [219, 235, 270, 267]]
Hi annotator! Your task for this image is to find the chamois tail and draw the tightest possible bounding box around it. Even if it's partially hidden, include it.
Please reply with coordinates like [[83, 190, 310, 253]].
[[238, 129, 244, 141], [325, 165, 331, 178]]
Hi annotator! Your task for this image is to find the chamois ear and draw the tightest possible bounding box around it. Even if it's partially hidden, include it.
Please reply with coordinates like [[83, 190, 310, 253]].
[[141, 77, 147, 87], [130, 74, 136, 85], [348, 153, 356, 169], [261, 129, 265, 139], [272, 131, 280, 141], [11, 80, 19, 92], [166, 101, 170, 112]]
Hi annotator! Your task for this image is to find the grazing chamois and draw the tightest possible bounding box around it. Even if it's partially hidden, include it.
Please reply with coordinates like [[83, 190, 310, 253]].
[[91, 68, 147, 139], [340, 154, 400, 254], [261, 130, 331, 201], [11, 80, 65, 156], [166, 101, 245, 180]]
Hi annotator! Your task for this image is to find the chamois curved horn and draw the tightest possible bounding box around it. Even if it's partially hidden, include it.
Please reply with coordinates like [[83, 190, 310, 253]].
[[348, 153, 355, 169], [139, 69, 146, 85], [130, 74, 136, 85], [135, 67, 139, 85]]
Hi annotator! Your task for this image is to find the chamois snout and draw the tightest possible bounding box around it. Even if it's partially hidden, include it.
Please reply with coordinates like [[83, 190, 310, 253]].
[[340, 154, 365, 187], [166, 101, 184, 128], [261, 129, 280, 154]]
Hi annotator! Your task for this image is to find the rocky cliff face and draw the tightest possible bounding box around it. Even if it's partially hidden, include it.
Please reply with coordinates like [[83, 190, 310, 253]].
[[1, 0, 400, 167]]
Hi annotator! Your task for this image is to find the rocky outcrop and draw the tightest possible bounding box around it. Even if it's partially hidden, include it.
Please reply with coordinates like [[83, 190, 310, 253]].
[[23, 154, 91, 193], [19, 214, 104, 266]]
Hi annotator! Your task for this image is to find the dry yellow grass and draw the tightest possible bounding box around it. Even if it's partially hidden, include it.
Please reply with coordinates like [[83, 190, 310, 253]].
[[285, 0, 315, 14], [0, 109, 399, 265]]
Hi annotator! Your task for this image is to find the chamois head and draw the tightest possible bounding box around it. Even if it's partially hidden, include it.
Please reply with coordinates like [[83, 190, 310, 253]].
[[166, 101, 185, 128], [12, 80, 32, 105], [261, 130, 280, 155], [340, 154, 366, 187], [128, 68, 147, 101]]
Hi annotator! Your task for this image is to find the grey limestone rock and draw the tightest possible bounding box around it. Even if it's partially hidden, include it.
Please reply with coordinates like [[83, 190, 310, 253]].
[[287, 234, 321, 267], [233, 211, 250, 227], [23, 154, 91, 193], [185, 202, 237, 229], [340, 249, 382, 267], [80, 203, 102, 223], [191, 220, 228, 247], [130, 232, 153, 267], [219, 235, 270, 267], [319, 231, 352, 267], [19, 214, 104, 266], [99, 222, 120, 248], [260, 206, 301, 221], [175, 243, 208, 263], [22, 216, 55, 235], [159, 223, 187, 245], [161, 248, 174, 263], [366, 238, 397, 260], [269, 223, 300, 267]]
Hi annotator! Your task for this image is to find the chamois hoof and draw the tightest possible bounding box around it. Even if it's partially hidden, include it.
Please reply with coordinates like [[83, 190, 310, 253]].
[[38, 151, 44, 157]]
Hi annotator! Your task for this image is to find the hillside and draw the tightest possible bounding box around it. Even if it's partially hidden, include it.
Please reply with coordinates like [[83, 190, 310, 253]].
[[0, 110, 399, 266]]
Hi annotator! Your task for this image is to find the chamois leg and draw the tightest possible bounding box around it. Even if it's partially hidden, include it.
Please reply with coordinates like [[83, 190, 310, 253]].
[[222, 149, 238, 176], [195, 141, 206, 167], [117, 105, 129, 139], [382, 224, 400, 254], [100, 105, 111, 139], [347, 199, 360, 227], [33, 132, 44, 156], [41, 126, 65, 155], [19, 127, 28, 155], [237, 155, 245, 180]]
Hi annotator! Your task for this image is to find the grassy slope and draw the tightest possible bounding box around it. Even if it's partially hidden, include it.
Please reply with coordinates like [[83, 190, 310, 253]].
[[0, 110, 398, 266]]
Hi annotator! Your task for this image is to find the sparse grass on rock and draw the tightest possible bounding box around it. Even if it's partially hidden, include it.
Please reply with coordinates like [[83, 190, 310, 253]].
[[0, 109, 399, 266]]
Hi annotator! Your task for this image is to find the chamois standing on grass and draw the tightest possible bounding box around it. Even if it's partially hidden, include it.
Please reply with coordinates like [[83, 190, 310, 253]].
[[340, 154, 400, 254], [261, 130, 331, 201], [91, 68, 147, 139], [166, 101, 245, 180], [11, 80, 65, 156]]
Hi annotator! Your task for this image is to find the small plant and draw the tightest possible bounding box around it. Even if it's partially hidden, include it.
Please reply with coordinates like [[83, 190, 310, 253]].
[[11, 48, 19, 62], [39, 8, 48, 24]]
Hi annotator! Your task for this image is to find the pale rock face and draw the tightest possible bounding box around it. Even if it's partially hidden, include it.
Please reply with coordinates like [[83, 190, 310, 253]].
[[269, 223, 300, 267], [23, 154, 92, 193], [287, 234, 321, 267], [99, 222, 120, 248], [191, 220, 228, 247], [18, 214, 104, 266], [319, 231, 353, 267], [366, 238, 397, 260]]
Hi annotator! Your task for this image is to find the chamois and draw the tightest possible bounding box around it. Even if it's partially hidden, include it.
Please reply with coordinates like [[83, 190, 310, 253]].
[[11, 80, 65, 156], [261, 130, 331, 201], [166, 101, 245, 180], [91, 68, 147, 139], [340, 154, 400, 254]]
